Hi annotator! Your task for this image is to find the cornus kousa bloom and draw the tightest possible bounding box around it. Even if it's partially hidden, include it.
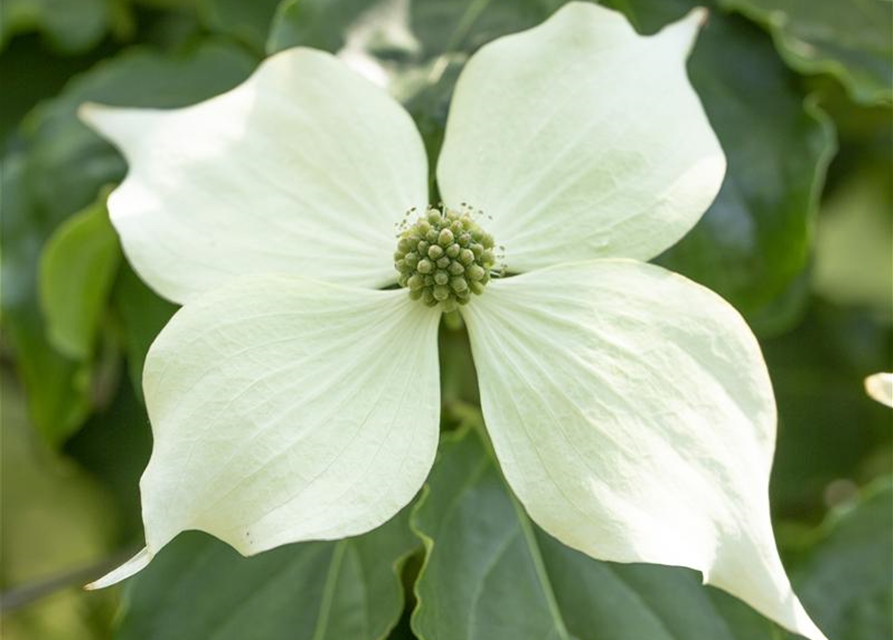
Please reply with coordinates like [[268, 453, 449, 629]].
[[81, 4, 826, 639]]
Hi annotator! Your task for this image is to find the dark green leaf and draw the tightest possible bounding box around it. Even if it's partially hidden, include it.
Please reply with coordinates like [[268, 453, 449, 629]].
[[111, 264, 177, 402], [794, 479, 893, 640], [0, 0, 111, 54], [1, 153, 92, 445], [116, 509, 420, 640], [39, 191, 121, 360], [764, 300, 892, 518], [267, 0, 373, 53], [720, 0, 893, 105], [65, 381, 153, 539], [410, 0, 563, 59], [198, 0, 283, 54], [412, 428, 796, 640], [634, 4, 838, 335]]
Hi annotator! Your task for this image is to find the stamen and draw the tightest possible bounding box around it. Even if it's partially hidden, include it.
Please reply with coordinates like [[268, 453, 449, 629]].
[[394, 204, 500, 312]]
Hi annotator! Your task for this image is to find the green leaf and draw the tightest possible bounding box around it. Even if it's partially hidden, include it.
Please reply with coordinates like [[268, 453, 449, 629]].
[[267, 0, 381, 53], [39, 191, 121, 360], [198, 0, 283, 54], [794, 479, 893, 640], [763, 301, 892, 517], [111, 265, 177, 402], [0, 0, 111, 54], [115, 508, 420, 640], [410, 0, 563, 59], [626, 3, 838, 335], [720, 0, 893, 106], [1, 42, 256, 445], [1, 153, 92, 446], [412, 427, 794, 640]]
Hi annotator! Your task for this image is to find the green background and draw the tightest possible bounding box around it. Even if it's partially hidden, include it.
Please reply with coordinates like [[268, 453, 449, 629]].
[[1, 0, 891, 639]]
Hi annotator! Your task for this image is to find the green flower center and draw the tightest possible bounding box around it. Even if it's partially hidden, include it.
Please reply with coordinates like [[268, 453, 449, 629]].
[[394, 205, 499, 312]]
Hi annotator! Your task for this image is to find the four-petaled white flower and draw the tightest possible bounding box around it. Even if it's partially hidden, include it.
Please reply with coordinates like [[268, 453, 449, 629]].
[[80, 4, 826, 639]]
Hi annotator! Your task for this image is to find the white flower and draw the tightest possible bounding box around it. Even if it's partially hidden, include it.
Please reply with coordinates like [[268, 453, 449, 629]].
[[80, 4, 826, 639]]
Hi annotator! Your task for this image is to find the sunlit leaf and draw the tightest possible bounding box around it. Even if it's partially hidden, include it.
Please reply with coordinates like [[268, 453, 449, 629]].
[[0, 373, 117, 640], [813, 162, 893, 316], [39, 191, 121, 360]]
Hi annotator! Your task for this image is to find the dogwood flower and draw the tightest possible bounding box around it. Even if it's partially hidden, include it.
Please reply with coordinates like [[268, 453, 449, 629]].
[[80, 4, 826, 639]]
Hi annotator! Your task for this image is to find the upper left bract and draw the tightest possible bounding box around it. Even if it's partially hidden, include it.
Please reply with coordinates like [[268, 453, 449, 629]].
[[80, 48, 430, 304]]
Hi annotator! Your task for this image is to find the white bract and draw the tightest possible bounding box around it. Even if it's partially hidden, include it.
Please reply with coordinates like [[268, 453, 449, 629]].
[[81, 4, 826, 639], [865, 372, 893, 407]]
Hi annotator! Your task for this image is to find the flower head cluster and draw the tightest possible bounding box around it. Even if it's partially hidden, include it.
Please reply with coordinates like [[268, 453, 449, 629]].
[[394, 206, 499, 311], [79, 4, 827, 640]]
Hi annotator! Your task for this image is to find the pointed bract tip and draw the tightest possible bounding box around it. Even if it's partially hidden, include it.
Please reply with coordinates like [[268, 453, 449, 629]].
[[77, 101, 103, 127], [84, 547, 152, 590], [688, 7, 710, 29], [865, 372, 893, 407], [654, 7, 710, 56]]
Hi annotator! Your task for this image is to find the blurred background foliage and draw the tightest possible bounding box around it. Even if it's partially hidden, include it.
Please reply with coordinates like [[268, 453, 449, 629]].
[[0, 0, 890, 639]]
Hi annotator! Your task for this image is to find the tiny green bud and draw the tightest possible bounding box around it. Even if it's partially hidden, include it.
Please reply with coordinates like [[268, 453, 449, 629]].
[[434, 271, 449, 285], [446, 243, 460, 258], [436, 256, 451, 269], [450, 277, 468, 293], [428, 245, 444, 260], [458, 249, 475, 265], [466, 264, 485, 281], [438, 228, 454, 246], [448, 261, 465, 275], [407, 274, 424, 290], [404, 252, 419, 268], [417, 259, 434, 274], [433, 285, 451, 301]]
